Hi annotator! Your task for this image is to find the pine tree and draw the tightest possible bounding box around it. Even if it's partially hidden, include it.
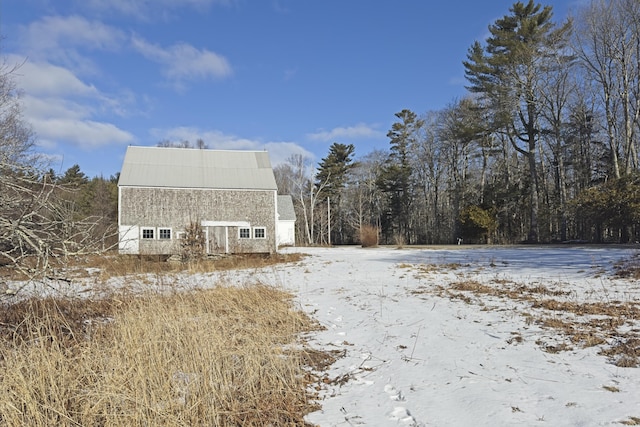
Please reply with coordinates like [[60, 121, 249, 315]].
[[377, 109, 423, 244], [59, 164, 89, 187], [315, 143, 356, 201], [463, 0, 571, 243], [315, 143, 356, 244]]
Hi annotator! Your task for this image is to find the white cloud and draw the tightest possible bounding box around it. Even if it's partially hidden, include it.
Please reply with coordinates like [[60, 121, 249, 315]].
[[23, 15, 125, 51], [34, 118, 134, 149], [150, 126, 314, 165], [19, 15, 126, 72], [82, 0, 233, 18], [263, 142, 314, 166], [9, 57, 135, 150], [22, 95, 93, 121], [307, 123, 382, 142], [131, 37, 232, 87], [14, 59, 100, 97], [152, 127, 255, 149]]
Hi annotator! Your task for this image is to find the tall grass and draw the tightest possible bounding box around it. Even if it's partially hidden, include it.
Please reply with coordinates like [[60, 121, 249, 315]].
[[0, 284, 321, 426], [0, 252, 306, 283]]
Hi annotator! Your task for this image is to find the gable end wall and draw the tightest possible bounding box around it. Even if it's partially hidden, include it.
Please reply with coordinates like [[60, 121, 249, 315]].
[[119, 186, 276, 254]]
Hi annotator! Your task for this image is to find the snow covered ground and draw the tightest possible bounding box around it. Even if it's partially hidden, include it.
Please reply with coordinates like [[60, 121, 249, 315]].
[[269, 246, 640, 427], [7, 245, 640, 426]]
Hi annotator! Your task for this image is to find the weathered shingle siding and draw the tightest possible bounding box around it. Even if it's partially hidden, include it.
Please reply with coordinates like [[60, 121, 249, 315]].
[[120, 186, 277, 254]]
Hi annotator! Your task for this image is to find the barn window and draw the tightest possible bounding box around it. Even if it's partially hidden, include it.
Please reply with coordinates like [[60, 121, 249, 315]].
[[142, 228, 155, 239], [239, 228, 251, 239], [159, 228, 172, 240], [253, 227, 266, 239]]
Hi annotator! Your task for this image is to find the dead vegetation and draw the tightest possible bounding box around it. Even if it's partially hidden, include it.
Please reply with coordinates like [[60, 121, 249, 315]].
[[615, 253, 640, 279], [621, 416, 640, 425], [91, 251, 306, 275], [399, 262, 465, 276], [0, 252, 331, 426], [408, 263, 640, 368], [0, 283, 326, 426], [359, 225, 379, 248], [0, 251, 306, 284]]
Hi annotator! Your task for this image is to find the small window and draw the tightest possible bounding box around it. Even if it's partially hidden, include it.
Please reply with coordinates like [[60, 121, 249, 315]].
[[239, 228, 251, 239], [142, 228, 155, 239], [176, 231, 186, 240], [253, 227, 266, 239], [159, 228, 172, 240]]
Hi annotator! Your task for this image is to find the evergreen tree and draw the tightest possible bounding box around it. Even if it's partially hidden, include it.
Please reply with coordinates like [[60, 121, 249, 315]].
[[463, 0, 571, 242], [59, 164, 89, 187], [315, 143, 356, 244], [377, 109, 423, 244], [315, 143, 356, 201]]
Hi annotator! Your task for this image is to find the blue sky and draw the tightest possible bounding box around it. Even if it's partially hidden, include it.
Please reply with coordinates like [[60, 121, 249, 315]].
[[2, 0, 577, 178]]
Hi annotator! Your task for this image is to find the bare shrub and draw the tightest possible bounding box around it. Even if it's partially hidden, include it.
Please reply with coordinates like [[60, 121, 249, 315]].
[[360, 224, 379, 247], [180, 221, 206, 262], [393, 232, 406, 248]]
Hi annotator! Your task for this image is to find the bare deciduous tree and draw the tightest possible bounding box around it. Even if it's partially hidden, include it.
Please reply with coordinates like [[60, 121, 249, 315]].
[[573, 0, 640, 178], [0, 59, 113, 296]]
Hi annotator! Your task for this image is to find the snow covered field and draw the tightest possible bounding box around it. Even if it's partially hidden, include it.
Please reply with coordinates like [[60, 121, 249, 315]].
[[8, 245, 640, 426], [270, 246, 640, 427]]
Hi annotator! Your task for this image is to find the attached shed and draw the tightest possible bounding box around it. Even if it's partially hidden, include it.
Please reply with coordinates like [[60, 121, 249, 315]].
[[276, 195, 296, 247], [118, 146, 279, 255]]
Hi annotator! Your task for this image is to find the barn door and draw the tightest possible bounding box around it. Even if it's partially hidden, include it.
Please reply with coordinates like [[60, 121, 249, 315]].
[[208, 226, 227, 254]]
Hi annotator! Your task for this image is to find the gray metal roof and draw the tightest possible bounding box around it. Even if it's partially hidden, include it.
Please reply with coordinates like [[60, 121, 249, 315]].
[[277, 195, 296, 221], [118, 146, 277, 190]]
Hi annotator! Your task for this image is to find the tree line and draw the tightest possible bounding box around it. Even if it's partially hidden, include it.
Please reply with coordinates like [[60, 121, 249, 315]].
[[2, 0, 640, 283], [276, 0, 640, 246]]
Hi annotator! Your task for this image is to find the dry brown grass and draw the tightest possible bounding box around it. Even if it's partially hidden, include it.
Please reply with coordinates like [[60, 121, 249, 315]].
[[87, 252, 307, 277], [621, 416, 640, 425], [0, 252, 306, 284], [407, 265, 640, 368], [615, 253, 640, 279], [359, 225, 379, 248], [0, 283, 324, 426], [0, 253, 306, 286]]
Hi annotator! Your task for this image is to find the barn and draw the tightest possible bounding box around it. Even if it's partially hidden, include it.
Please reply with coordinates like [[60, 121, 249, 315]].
[[118, 146, 280, 255], [276, 195, 296, 246]]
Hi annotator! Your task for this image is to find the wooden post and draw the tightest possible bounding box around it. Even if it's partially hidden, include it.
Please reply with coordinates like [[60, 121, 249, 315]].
[[327, 197, 331, 246]]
